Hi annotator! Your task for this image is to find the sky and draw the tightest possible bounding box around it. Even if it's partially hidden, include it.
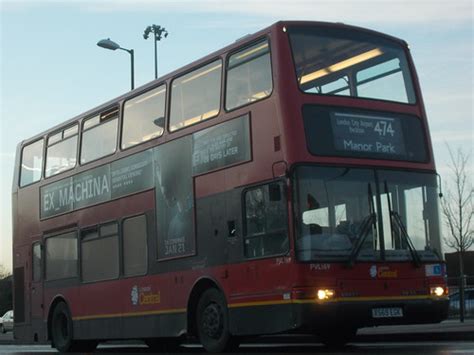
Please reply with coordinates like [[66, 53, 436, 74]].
[[0, 0, 472, 271]]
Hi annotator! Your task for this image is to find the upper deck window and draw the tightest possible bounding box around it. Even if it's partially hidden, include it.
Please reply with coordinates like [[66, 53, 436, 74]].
[[81, 108, 118, 164], [20, 139, 44, 187], [288, 26, 416, 104], [169, 60, 222, 132], [226, 39, 273, 110], [122, 85, 166, 149], [45, 124, 78, 177]]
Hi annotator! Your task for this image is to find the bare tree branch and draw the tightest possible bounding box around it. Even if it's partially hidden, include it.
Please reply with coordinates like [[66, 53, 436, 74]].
[[442, 145, 474, 252]]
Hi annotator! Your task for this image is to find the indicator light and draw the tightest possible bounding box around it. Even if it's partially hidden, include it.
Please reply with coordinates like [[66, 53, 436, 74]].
[[317, 289, 335, 300]]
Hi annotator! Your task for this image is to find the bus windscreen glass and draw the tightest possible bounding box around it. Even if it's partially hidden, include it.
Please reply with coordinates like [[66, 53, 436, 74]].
[[293, 166, 442, 262], [288, 26, 416, 104]]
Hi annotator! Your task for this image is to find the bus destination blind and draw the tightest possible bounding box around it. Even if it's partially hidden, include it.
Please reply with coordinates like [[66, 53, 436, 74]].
[[330, 112, 406, 157]]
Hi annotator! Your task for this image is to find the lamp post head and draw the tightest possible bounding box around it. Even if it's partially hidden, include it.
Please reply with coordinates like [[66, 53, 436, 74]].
[[97, 38, 120, 51]]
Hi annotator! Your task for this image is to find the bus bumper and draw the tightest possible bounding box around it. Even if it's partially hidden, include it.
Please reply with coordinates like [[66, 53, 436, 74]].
[[293, 298, 450, 330]]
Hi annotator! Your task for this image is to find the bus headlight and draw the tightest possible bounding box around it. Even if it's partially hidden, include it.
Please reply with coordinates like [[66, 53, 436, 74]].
[[317, 289, 335, 300], [430, 286, 447, 297]]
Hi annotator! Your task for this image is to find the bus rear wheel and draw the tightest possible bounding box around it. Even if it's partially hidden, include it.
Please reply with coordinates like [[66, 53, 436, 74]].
[[196, 288, 239, 353], [51, 302, 97, 353]]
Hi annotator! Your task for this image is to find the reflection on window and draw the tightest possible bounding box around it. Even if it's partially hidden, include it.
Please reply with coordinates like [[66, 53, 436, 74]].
[[244, 182, 288, 258], [357, 59, 409, 103], [81, 110, 118, 164], [379, 171, 440, 255], [295, 167, 376, 261], [20, 139, 44, 187], [289, 27, 416, 103], [45, 232, 77, 280], [122, 85, 166, 149], [81, 223, 119, 282], [123, 215, 147, 277], [306, 76, 350, 96], [226, 40, 272, 110], [170, 60, 221, 132], [46, 125, 78, 177], [295, 167, 442, 262], [32, 243, 41, 282]]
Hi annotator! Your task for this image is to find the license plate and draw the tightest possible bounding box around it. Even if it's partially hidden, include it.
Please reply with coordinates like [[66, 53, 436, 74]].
[[372, 307, 403, 318]]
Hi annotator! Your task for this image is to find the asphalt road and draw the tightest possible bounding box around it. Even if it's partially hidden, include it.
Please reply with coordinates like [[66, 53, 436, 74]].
[[1, 341, 474, 354], [1, 320, 473, 354]]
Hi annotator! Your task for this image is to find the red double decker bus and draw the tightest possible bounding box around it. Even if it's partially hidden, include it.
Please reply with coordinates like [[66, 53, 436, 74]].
[[12, 21, 448, 352]]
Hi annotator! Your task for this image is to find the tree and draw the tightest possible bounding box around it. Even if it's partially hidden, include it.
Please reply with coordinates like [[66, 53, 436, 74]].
[[0, 264, 10, 279], [441, 146, 473, 322], [0, 264, 12, 315]]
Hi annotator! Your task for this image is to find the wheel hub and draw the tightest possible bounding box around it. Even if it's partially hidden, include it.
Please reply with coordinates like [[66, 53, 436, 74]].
[[202, 303, 223, 339]]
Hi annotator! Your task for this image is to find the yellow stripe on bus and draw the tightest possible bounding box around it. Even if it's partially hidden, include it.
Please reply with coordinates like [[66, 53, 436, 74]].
[[229, 295, 446, 307], [72, 308, 186, 321]]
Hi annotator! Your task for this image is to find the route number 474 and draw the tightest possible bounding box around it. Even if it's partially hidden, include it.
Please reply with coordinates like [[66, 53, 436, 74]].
[[374, 121, 395, 137]]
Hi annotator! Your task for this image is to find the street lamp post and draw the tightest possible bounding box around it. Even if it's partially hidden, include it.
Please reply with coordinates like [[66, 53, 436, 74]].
[[97, 38, 135, 90], [143, 25, 168, 79]]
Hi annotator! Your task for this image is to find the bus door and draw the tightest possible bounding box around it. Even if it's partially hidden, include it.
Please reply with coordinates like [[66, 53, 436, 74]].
[[30, 241, 44, 340]]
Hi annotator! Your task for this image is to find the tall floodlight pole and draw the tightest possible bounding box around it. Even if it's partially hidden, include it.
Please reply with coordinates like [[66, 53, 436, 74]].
[[143, 25, 168, 79]]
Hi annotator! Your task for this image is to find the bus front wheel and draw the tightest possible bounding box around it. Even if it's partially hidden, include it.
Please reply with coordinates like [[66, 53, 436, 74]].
[[196, 288, 239, 353], [50, 302, 97, 353]]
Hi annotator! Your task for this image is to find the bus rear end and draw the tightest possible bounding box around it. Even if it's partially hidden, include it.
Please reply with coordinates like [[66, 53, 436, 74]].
[[277, 22, 449, 342]]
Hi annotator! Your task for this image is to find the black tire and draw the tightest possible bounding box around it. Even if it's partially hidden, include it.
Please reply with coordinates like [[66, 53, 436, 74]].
[[51, 302, 97, 353], [196, 288, 239, 353]]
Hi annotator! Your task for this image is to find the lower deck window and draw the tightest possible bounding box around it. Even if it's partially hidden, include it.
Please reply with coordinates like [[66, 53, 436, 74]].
[[81, 223, 119, 282], [45, 232, 78, 280], [123, 215, 148, 277]]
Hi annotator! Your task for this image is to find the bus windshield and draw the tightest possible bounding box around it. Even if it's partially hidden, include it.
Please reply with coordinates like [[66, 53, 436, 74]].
[[288, 26, 416, 104], [294, 166, 442, 262]]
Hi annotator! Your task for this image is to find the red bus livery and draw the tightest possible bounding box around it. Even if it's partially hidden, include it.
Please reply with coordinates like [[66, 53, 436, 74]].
[[12, 21, 448, 352]]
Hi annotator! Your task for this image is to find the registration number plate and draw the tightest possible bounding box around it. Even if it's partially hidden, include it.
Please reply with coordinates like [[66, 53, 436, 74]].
[[372, 307, 403, 318]]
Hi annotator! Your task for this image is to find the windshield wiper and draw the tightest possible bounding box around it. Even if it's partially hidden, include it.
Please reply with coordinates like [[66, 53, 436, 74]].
[[384, 181, 421, 267], [347, 184, 376, 268]]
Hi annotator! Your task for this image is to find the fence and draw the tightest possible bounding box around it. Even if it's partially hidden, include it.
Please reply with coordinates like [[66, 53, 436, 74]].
[[447, 276, 474, 319]]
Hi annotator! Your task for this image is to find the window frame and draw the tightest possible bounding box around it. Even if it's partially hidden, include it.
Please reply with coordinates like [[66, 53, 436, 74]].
[[80, 221, 120, 284], [224, 36, 274, 112], [242, 179, 289, 260], [45, 123, 79, 178], [80, 106, 119, 166], [19, 138, 45, 188], [121, 83, 167, 151], [168, 58, 223, 133]]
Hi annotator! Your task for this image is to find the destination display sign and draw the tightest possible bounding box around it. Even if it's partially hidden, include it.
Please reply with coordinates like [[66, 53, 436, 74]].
[[302, 105, 428, 162], [331, 112, 406, 156]]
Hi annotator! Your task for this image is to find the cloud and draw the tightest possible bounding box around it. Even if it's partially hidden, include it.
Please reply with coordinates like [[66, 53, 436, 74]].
[[2, 0, 473, 25]]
